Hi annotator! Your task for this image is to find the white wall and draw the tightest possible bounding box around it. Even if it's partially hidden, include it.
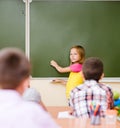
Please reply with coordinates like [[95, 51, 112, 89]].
[[30, 78, 68, 106], [30, 78, 120, 106]]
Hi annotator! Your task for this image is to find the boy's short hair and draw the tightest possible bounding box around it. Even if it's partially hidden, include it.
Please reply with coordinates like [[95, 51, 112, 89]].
[[0, 47, 31, 89], [82, 57, 103, 81]]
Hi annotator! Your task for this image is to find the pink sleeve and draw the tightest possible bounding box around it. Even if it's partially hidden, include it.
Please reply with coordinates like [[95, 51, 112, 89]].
[[70, 63, 82, 72]]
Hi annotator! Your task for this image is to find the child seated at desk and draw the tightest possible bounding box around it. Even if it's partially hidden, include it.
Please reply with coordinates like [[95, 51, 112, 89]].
[[69, 57, 114, 118], [0, 47, 59, 128]]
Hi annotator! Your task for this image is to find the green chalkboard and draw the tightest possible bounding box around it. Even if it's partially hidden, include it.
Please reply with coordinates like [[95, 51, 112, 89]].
[[30, 1, 120, 77], [0, 0, 25, 51], [1, 1, 120, 77]]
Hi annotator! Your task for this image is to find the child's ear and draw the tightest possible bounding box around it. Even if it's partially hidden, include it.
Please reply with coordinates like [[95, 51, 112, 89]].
[[22, 78, 30, 90], [16, 78, 30, 95], [100, 73, 104, 80], [80, 70, 85, 81]]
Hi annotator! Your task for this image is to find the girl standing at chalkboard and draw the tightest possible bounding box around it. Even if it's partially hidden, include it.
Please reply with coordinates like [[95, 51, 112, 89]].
[[50, 45, 85, 100]]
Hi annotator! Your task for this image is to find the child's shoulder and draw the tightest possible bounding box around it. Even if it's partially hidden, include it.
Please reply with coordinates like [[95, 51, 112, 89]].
[[72, 83, 85, 92], [70, 63, 82, 72], [71, 63, 82, 67], [99, 82, 112, 90]]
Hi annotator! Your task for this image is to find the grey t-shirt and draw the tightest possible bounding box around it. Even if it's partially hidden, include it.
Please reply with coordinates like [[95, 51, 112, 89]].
[[23, 88, 41, 103]]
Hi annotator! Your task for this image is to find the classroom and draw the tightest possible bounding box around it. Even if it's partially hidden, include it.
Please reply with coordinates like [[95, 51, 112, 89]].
[[0, 0, 120, 127]]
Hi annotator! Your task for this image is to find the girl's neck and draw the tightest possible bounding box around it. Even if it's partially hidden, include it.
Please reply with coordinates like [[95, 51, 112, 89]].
[[71, 61, 80, 64]]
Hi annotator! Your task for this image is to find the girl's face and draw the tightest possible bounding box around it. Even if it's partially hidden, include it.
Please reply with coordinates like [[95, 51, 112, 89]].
[[70, 48, 81, 63]]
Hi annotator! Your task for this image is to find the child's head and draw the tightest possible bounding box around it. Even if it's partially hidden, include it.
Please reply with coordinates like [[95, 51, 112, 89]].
[[82, 57, 103, 82], [0, 47, 31, 89], [70, 45, 85, 64]]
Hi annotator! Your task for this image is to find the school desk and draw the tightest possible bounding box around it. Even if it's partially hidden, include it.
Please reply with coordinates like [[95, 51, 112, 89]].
[[47, 106, 120, 128], [47, 106, 72, 118]]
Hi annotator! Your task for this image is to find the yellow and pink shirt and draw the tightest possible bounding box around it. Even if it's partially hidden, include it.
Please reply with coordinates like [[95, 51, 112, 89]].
[[66, 63, 83, 99]]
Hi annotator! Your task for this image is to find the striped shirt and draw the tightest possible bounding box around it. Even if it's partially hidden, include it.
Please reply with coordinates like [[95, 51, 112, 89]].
[[69, 80, 114, 118]]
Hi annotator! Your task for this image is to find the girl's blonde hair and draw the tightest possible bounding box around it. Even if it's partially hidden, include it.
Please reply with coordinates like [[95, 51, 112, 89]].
[[70, 45, 85, 64]]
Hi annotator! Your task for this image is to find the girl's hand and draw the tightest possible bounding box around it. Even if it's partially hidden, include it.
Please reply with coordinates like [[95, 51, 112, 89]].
[[50, 60, 58, 67], [50, 60, 70, 73], [69, 108, 74, 116], [51, 79, 67, 85]]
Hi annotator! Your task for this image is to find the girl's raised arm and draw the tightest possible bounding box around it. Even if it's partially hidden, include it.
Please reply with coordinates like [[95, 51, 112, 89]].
[[50, 60, 71, 73]]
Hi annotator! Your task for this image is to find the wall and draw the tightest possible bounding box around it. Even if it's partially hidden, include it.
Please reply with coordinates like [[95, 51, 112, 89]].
[[30, 78, 120, 106], [30, 79, 68, 106]]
